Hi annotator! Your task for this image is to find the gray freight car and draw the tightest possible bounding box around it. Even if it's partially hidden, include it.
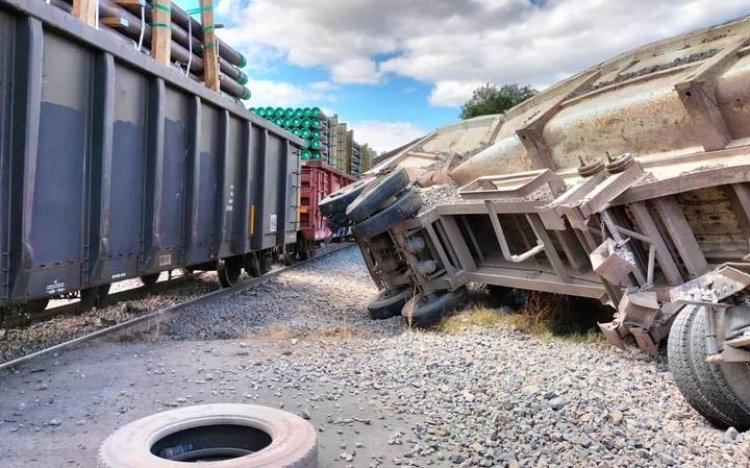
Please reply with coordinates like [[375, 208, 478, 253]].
[[0, 0, 304, 319]]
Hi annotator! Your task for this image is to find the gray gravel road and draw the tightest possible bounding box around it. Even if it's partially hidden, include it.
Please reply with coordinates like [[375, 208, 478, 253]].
[[0, 246, 748, 467]]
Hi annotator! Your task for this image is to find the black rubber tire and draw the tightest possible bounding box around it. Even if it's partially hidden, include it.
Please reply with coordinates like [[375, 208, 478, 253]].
[[319, 177, 375, 217], [218, 257, 243, 288], [139, 273, 160, 287], [98, 404, 317, 467], [327, 212, 350, 230], [346, 169, 410, 222], [668, 306, 737, 428], [402, 287, 468, 328], [692, 308, 750, 429], [80, 284, 111, 310], [367, 288, 412, 320], [352, 189, 422, 239]]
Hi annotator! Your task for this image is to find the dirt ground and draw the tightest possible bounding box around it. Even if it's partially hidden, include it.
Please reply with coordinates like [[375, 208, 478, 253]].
[[0, 247, 747, 467], [0, 338, 423, 467]]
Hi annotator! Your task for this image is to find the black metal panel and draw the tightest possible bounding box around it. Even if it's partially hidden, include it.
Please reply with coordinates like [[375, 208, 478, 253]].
[[25, 31, 92, 299], [155, 85, 188, 269], [276, 140, 290, 247], [85, 52, 115, 288], [248, 125, 266, 251], [102, 62, 148, 282], [141, 77, 165, 270], [6, 16, 43, 303], [262, 133, 283, 250], [0, 9, 18, 304], [284, 142, 301, 245], [183, 95, 201, 267], [188, 102, 220, 264], [220, 115, 246, 257], [239, 121, 252, 253], [213, 110, 228, 255]]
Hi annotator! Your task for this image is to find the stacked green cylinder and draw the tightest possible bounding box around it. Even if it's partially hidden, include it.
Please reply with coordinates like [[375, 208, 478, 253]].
[[247, 106, 331, 162]]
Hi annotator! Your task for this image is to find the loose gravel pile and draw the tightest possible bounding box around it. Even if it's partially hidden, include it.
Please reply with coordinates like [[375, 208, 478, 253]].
[[419, 184, 464, 214], [269, 329, 750, 467], [158, 247, 747, 467], [1, 247, 748, 467], [162, 247, 404, 341]]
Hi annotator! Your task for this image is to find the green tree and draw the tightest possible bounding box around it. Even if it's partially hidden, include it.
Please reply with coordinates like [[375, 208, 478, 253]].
[[460, 83, 538, 119]]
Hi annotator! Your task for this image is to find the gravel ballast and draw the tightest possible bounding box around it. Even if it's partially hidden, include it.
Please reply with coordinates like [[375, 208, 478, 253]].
[[162, 247, 403, 341], [0, 273, 221, 364], [0, 246, 748, 467]]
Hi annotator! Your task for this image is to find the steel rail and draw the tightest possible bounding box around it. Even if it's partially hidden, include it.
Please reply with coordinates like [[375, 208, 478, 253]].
[[0, 243, 354, 372], [2, 272, 206, 329]]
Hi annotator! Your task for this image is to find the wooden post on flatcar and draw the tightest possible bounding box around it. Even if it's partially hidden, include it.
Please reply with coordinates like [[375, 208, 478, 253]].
[[151, 0, 172, 65], [200, 0, 220, 91], [72, 0, 98, 26]]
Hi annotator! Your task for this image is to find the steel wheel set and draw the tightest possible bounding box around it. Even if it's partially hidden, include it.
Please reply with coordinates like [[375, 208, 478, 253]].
[[320, 168, 467, 327]]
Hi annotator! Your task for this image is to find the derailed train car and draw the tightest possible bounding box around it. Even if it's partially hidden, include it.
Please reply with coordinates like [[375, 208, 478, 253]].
[[325, 17, 750, 429], [0, 0, 303, 319]]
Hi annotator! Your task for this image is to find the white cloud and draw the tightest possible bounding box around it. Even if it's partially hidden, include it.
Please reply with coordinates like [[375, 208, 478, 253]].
[[245, 79, 335, 108], [215, 0, 240, 18], [308, 81, 339, 92], [331, 58, 382, 85], [219, 0, 750, 106], [429, 81, 485, 107], [350, 121, 427, 153]]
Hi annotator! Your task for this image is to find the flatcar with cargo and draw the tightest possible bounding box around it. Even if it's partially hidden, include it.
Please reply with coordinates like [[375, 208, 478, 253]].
[[0, 0, 303, 320]]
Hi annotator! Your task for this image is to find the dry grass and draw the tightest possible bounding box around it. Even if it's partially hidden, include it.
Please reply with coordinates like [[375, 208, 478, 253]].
[[438, 290, 611, 345], [252, 322, 373, 341], [439, 306, 506, 335]]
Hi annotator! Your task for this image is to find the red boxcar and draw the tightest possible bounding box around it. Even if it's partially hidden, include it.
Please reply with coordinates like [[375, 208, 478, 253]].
[[298, 160, 356, 257]]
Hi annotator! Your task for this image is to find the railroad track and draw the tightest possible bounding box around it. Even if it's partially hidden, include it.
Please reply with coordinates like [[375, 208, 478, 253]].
[[1, 271, 206, 329], [0, 242, 354, 372]]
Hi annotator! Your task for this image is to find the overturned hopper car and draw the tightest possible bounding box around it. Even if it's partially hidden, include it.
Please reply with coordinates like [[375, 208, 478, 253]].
[[326, 16, 750, 428]]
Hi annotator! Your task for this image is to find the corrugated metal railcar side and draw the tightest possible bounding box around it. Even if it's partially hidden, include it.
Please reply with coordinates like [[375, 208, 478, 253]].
[[0, 0, 303, 310]]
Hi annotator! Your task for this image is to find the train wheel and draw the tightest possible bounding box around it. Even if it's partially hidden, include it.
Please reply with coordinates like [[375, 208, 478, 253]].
[[218, 256, 243, 288], [346, 169, 410, 222], [259, 252, 273, 275], [297, 238, 314, 261], [244, 254, 262, 278], [352, 189, 422, 239], [140, 273, 160, 287], [319, 176, 375, 218], [401, 287, 468, 328], [80, 284, 111, 310], [367, 287, 412, 320], [669, 305, 750, 430]]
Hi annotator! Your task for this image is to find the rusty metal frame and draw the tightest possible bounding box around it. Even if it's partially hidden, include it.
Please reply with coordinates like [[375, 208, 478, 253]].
[[459, 169, 565, 201], [355, 22, 750, 358], [371, 156, 750, 355]]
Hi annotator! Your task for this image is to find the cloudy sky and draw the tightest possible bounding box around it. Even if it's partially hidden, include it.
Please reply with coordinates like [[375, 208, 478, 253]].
[[177, 0, 749, 152]]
